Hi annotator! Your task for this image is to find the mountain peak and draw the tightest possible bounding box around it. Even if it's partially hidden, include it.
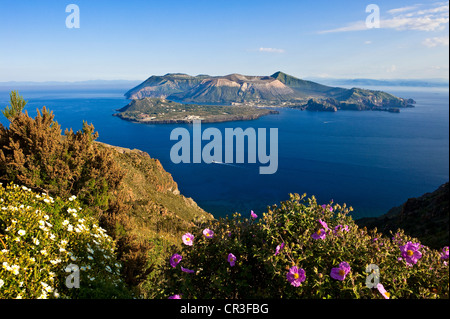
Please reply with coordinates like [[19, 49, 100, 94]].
[[271, 71, 291, 79]]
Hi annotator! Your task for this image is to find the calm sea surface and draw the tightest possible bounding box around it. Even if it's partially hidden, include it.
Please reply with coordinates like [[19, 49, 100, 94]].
[[0, 86, 448, 219]]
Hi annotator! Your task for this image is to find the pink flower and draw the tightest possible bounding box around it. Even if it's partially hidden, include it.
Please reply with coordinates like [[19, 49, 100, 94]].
[[399, 241, 422, 265], [168, 294, 182, 299], [312, 228, 326, 240], [181, 266, 195, 274], [228, 253, 236, 267], [318, 219, 329, 230], [330, 261, 351, 281], [182, 232, 194, 246], [441, 246, 449, 260], [250, 210, 258, 219], [169, 253, 182, 268], [274, 243, 285, 256], [203, 228, 214, 239], [333, 225, 349, 235], [376, 283, 390, 299], [286, 266, 306, 287]]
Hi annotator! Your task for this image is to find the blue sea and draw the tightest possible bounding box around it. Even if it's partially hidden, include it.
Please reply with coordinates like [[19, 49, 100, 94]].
[[0, 86, 448, 219]]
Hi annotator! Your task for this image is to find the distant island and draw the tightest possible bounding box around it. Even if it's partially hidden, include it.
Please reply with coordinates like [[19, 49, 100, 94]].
[[115, 71, 416, 123]]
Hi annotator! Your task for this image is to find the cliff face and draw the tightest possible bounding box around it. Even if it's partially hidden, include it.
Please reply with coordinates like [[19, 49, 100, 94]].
[[356, 183, 449, 249], [97, 142, 213, 254]]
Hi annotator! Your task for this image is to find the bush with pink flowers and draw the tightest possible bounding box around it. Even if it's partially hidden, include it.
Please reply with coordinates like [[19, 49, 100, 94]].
[[159, 193, 449, 299]]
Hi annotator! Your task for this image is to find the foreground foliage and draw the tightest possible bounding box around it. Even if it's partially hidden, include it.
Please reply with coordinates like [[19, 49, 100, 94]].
[[159, 194, 449, 299], [0, 92, 212, 296], [0, 183, 131, 298]]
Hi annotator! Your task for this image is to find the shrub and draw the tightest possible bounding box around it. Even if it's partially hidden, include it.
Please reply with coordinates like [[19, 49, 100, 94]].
[[0, 100, 149, 289], [0, 106, 123, 211], [159, 194, 449, 299], [0, 183, 131, 298]]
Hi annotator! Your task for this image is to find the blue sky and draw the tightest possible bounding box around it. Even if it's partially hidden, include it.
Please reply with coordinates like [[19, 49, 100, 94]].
[[0, 0, 448, 81]]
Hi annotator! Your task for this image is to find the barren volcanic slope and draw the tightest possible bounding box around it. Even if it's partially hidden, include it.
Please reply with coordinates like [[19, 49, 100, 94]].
[[125, 72, 415, 111]]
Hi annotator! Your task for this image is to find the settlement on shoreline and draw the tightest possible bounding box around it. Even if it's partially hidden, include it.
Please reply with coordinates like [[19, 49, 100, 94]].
[[113, 97, 279, 124]]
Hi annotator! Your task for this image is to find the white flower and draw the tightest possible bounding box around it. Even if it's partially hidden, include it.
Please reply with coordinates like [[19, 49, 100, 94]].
[[18, 229, 26, 236], [43, 214, 49, 220], [87, 255, 93, 261], [67, 224, 73, 232], [40, 249, 48, 256], [69, 195, 76, 201], [43, 198, 50, 203], [0, 279, 4, 288], [11, 264, 20, 275], [50, 259, 61, 265], [33, 238, 40, 245], [62, 220, 70, 226], [37, 292, 48, 299], [41, 282, 53, 293]]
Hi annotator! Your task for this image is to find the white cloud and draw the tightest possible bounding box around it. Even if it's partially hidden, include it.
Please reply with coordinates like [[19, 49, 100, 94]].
[[422, 36, 450, 47], [387, 4, 422, 15], [258, 47, 285, 53], [319, 1, 449, 33]]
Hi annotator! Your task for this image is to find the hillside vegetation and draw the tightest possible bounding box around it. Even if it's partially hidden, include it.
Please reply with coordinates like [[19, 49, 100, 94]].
[[357, 182, 449, 250], [0, 91, 212, 296]]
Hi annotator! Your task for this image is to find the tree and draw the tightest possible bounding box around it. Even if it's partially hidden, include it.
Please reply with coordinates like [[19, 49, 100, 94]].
[[1, 90, 27, 121]]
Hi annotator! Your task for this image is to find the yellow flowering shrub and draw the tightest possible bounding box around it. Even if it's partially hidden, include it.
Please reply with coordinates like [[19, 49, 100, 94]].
[[0, 183, 131, 299]]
